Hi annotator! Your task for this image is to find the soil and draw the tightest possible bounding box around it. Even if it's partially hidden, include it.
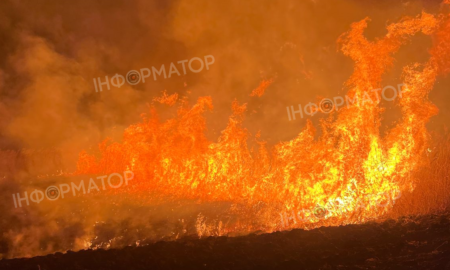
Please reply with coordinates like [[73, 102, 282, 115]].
[[1, 214, 450, 270]]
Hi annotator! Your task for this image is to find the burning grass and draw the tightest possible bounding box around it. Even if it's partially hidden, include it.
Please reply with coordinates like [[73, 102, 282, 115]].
[[74, 10, 450, 233], [391, 130, 450, 217], [1, 1, 450, 260]]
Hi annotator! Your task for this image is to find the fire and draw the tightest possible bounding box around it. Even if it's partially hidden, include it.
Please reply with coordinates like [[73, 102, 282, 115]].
[[250, 78, 274, 97], [76, 10, 450, 235]]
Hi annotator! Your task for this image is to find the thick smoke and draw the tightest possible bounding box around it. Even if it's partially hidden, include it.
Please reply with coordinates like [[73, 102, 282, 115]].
[[0, 0, 448, 259]]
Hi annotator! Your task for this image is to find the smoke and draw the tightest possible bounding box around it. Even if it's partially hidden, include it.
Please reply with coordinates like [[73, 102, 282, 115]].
[[0, 0, 448, 259], [0, 0, 445, 157]]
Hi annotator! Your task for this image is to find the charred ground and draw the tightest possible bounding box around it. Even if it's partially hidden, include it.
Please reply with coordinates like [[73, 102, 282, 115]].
[[1, 213, 450, 270]]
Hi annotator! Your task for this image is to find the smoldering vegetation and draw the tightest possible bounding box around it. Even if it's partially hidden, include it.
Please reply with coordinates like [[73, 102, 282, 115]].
[[0, 0, 449, 260]]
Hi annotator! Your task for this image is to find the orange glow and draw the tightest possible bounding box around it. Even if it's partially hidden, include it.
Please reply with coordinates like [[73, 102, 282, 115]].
[[250, 78, 274, 97], [75, 11, 450, 235]]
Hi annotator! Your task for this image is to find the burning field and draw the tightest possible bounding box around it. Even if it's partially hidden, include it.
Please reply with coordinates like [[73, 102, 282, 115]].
[[1, 0, 450, 269]]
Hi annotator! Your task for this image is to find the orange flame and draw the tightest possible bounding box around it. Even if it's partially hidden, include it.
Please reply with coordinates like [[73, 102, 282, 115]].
[[76, 11, 450, 233], [250, 78, 274, 97]]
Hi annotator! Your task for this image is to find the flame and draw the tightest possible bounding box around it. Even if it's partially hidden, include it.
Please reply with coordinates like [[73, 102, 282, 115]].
[[76, 10, 450, 234], [250, 78, 274, 97]]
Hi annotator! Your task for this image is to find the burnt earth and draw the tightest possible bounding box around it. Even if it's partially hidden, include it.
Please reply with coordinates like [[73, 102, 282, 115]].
[[1, 214, 450, 270]]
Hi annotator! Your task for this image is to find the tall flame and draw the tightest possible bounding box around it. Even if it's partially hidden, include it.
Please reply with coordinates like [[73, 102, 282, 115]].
[[76, 10, 450, 234]]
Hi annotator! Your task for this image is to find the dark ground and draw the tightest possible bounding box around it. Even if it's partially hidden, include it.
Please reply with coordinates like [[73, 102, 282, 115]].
[[1, 214, 450, 270]]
